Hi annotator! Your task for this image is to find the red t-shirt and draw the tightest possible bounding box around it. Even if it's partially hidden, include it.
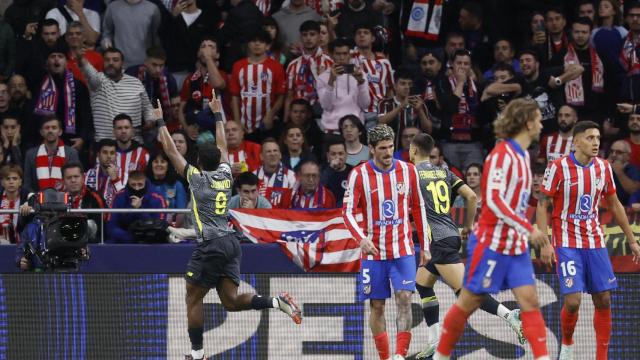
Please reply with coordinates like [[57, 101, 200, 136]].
[[627, 138, 640, 168], [228, 140, 262, 172]]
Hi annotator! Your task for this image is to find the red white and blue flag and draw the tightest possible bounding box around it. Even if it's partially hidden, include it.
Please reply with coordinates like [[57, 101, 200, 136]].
[[229, 208, 361, 272]]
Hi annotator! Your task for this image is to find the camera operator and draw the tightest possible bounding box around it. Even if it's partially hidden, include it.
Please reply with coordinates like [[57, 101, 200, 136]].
[[15, 162, 103, 270]]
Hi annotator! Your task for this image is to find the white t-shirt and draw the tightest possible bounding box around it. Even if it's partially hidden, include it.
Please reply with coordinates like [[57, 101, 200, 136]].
[[45, 6, 101, 35], [180, 9, 202, 27]]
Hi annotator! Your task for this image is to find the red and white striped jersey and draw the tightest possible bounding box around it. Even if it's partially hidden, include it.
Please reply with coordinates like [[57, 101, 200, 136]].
[[541, 153, 616, 248], [475, 140, 534, 255], [351, 50, 394, 113], [254, 163, 297, 208], [538, 132, 573, 163], [253, 0, 271, 15], [229, 58, 286, 133], [286, 48, 333, 104], [228, 141, 262, 172], [342, 159, 429, 260], [116, 145, 149, 186]]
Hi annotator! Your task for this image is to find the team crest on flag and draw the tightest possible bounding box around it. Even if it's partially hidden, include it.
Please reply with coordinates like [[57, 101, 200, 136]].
[[565, 277, 574, 288], [229, 209, 361, 272]]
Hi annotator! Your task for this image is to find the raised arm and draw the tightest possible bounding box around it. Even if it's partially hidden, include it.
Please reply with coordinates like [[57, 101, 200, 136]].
[[155, 100, 188, 177]]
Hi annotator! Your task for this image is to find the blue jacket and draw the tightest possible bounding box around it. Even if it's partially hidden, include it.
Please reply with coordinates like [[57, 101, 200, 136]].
[[151, 181, 187, 209], [16, 218, 46, 270], [106, 184, 166, 243]]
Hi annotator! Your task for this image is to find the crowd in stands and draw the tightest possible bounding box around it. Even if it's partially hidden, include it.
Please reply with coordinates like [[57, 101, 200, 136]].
[[0, 0, 640, 245]]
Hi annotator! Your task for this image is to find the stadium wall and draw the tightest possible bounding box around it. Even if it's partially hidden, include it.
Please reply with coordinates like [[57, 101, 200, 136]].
[[2, 273, 639, 359]]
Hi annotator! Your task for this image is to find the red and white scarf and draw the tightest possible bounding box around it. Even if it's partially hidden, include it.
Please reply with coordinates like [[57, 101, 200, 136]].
[[291, 184, 327, 209], [35, 139, 66, 191], [294, 48, 332, 104], [405, 0, 443, 42], [620, 32, 640, 76], [0, 192, 19, 243], [137, 65, 172, 122], [448, 76, 477, 113], [34, 70, 76, 134], [85, 165, 124, 207], [563, 44, 604, 106]]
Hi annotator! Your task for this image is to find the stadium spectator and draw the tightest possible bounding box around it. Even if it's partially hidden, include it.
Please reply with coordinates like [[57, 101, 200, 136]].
[[161, 0, 219, 79], [438, 49, 484, 171], [443, 32, 465, 71], [317, 38, 370, 133], [112, 113, 149, 187], [351, 23, 394, 127], [280, 123, 316, 171], [537, 104, 577, 165], [519, 49, 560, 134], [216, 0, 263, 71], [229, 171, 271, 209], [0, 164, 29, 244], [538, 7, 569, 63], [0, 83, 12, 123], [126, 47, 180, 132], [33, 41, 92, 153], [146, 149, 187, 224], [414, 50, 445, 133], [621, 2, 640, 103], [1, 114, 24, 166], [263, 17, 287, 65], [23, 115, 80, 192], [392, 126, 420, 162], [15, 19, 62, 94], [101, 0, 161, 68], [608, 139, 640, 206], [8, 75, 32, 119], [224, 120, 262, 176], [334, 0, 383, 39], [457, 1, 492, 71], [625, 113, 640, 168], [76, 47, 155, 143], [171, 129, 198, 168], [290, 159, 336, 209], [229, 30, 286, 141], [85, 138, 124, 208], [577, 0, 596, 21], [318, 21, 333, 55], [548, 17, 604, 122], [378, 68, 431, 147], [61, 162, 105, 240], [45, 0, 100, 45], [339, 114, 369, 166], [483, 38, 521, 82], [284, 20, 333, 121], [452, 163, 481, 208], [106, 170, 166, 243], [528, 162, 546, 207], [286, 99, 324, 158], [320, 137, 352, 206], [253, 137, 297, 208], [65, 21, 103, 85], [479, 63, 522, 148], [0, 18, 15, 82], [272, 0, 320, 57], [178, 38, 227, 133]]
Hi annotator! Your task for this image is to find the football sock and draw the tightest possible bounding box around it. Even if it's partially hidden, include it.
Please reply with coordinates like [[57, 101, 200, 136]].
[[594, 308, 611, 360], [396, 331, 412, 356], [250, 295, 275, 310], [521, 309, 548, 358], [373, 331, 390, 360], [479, 295, 500, 316], [188, 327, 204, 351], [561, 306, 578, 345], [436, 304, 469, 356]]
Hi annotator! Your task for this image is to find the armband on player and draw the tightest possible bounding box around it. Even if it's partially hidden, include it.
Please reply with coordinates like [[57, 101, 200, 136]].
[[155, 118, 166, 128], [213, 112, 224, 123]]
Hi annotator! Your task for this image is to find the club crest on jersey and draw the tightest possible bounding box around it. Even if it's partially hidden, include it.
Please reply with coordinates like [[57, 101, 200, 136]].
[[341, 180, 348, 190], [396, 183, 406, 194], [260, 72, 270, 81], [363, 284, 371, 295], [565, 277, 574, 288], [490, 169, 503, 185], [382, 200, 396, 218], [482, 277, 491, 288], [595, 177, 602, 189]]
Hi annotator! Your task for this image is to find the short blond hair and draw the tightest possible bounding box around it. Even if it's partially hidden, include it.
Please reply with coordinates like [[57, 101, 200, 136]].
[[493, 98, 540, 139]]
